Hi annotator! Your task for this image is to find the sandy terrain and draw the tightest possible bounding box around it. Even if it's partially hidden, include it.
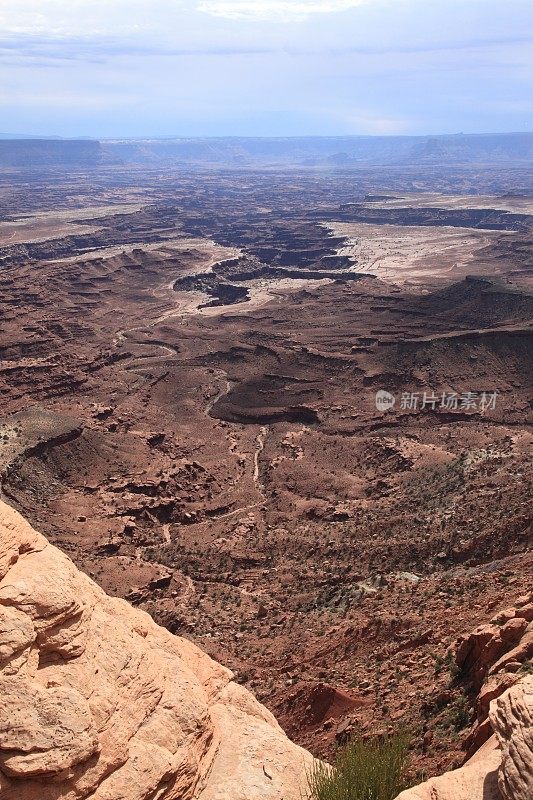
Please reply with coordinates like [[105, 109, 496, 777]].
[[360, 193, 533, 213], [0, 204, 142, 245], [328, 222, 506, 286]]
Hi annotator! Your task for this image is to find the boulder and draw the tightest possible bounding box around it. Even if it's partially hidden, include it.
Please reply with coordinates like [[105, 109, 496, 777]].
[[455, 617, 529, 691]]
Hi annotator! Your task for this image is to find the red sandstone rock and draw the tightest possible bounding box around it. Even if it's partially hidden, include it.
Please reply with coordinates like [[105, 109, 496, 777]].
[[397, 678, 533, 799], [491, 677, 533, 800], [396, 735, 502, 800], [0, 500, 313, 799]]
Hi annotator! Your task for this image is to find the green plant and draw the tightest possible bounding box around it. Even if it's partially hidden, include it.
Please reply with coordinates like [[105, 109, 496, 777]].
[[443, 650, 461, 682], [305, 732, 410, 800], [432, 652, 445, 675], [443, 695, 470, 732]]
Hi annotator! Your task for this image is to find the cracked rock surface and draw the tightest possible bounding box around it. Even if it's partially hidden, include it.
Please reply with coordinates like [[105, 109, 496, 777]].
[[0, 499, 312, 799]]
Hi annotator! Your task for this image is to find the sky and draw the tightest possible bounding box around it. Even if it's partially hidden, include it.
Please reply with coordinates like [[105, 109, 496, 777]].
[[0, 0, 531, 138]]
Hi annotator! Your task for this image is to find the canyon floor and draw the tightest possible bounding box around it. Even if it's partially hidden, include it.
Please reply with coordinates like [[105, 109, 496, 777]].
[[0, 162, 531, 781]]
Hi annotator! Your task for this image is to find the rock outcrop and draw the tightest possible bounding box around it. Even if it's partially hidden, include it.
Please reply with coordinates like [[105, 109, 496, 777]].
[[396, 597, 533, 800], [395, 734, 502, 800], [0, 499, 313, 799], [396, 677, 533, 800], [455, 598, 533, 692], [492, 677, 533, 800], [457, 596, 533, 757]]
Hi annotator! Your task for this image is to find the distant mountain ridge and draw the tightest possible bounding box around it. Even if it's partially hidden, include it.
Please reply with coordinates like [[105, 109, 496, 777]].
[[0, 133, 532, 168], [0, 138, 102, 167]]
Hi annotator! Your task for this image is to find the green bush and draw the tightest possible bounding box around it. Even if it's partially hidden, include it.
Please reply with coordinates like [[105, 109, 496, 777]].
[[305, 732, 410, 800]]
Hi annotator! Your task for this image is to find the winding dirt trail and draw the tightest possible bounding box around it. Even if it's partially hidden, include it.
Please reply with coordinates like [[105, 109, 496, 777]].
[[205, 370, 233, 416], [108, 242, 275, 530], [253, 426, 269, 499]]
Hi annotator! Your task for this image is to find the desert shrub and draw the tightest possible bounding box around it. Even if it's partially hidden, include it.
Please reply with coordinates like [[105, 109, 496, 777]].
[[443, 695, 470, 732], [305, 732, 410, 800]]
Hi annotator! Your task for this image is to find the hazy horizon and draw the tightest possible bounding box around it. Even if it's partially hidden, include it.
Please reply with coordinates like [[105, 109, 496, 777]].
[[1, 1, 531, 139], [2, 132, 532, 142]]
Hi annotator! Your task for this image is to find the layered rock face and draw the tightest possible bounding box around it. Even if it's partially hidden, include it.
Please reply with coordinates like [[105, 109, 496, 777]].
[[0, 499, 312, 800], [397, 598, 533, 800]]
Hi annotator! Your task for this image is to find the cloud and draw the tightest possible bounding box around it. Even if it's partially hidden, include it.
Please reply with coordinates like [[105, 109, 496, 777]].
[[1, 0, 531, 137], [1, 30, 527, 68], [197, 0, 370, 21], [0, 34, 274, 62], [0, 0, 175, 36]]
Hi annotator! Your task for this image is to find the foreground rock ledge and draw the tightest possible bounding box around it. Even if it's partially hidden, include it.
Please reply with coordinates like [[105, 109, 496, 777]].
[[396, 665, 533, 800], [0, 499, 312, 800]]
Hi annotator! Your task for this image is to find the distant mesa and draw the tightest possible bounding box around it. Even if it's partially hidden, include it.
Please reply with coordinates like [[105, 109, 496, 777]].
[[0, 138, 103, 168], [1, 133, 532, 168]]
